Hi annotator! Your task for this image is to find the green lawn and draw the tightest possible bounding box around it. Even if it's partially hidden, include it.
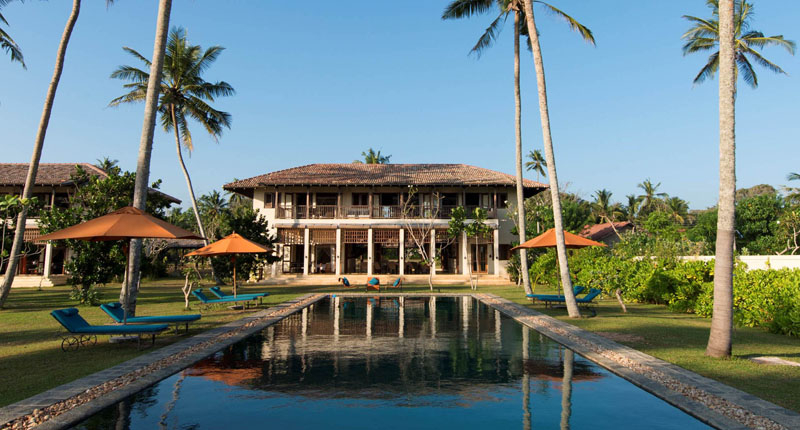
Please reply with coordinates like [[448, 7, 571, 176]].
[[1, 280, 798, 413]]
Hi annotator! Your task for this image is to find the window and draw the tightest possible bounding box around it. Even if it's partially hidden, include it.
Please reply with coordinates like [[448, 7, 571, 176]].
[[379, 193, 399, 206], [441, 193, 458, 206], [465, 193, 480, 206], [316, 193, 338, 206], [263, 192, 275, 208], [497, 192, 508, 208], [352, 193, 369, 206]]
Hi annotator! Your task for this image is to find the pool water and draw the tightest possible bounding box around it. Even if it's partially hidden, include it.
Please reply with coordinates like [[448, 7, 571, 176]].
[[76, 297, 709, 429]]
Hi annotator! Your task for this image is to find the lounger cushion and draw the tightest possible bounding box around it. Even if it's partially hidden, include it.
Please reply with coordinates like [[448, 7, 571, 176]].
[[51, 308, 168, 334], [101, 303, 201, 324], [192, 289, 251, 304], [368, 277, 380, 285], [209, 286, 269, 300], [393, 278, 401, 287], [342, 277, 350, 287]]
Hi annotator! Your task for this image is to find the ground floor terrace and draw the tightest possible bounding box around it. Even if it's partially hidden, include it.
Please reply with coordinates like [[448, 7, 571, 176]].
[[0, 223, 68, 287], [270, 226, 511, 279]]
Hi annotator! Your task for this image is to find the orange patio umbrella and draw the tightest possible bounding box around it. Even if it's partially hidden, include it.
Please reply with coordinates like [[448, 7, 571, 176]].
[[38, 206, 204, 322], [185, 232, 272, 297], [511, 228, 606, 251]]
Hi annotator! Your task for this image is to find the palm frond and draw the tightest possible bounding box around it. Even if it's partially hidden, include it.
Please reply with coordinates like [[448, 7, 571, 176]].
[[741, 32, 796, 54], [442, 0, 496, 20], [534, 1, 595, 45], [736, 54, 757, 88], [470, 11, 507, 57], [109, 65, 149, 83], [693, 51, 719, 85], [121, 46, 152, 67], [740, 44, 786, 77]]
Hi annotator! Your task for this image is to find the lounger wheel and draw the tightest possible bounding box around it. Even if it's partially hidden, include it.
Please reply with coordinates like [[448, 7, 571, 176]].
[[61, 336, 80, 352], [79, 334, 97, 346]]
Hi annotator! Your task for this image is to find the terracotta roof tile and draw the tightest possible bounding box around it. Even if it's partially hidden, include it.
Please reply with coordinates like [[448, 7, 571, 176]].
[[580, 221, 633, 240], [0, 163, 107, 186], [224, 164, 547, 190]]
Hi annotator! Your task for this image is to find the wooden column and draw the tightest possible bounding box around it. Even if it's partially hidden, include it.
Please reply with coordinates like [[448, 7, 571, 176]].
[[305, 190, 310, 219], [368, 192, 373, 218], [336, 190, 342, 218]]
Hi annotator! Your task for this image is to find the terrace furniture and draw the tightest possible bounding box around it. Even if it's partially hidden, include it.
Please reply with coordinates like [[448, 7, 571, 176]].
[[366, 277, 381, 291], [100, 302, 201, 334], [539, 288, 603, 316], [527, 285, 586, 302], [387, 277, 403, 291], [51, 307, 168, 351], [338, 277, 355, 288], [192, 288, 257, 310], [209, 286, 269, 305]]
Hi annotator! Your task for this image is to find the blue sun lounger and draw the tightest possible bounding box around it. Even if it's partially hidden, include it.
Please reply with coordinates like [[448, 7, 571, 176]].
[[100, 302, 201, 334], [527, 285, 586, 301], [192, 288, 256, 309], [51, 308, 168, 351], [209, 286, 269, 304], [540, 288, 603, 315]]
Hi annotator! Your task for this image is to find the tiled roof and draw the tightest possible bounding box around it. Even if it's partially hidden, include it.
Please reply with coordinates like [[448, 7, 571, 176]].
[[224, 164, 547, 190], [0, 163, 181, 204], [0, 163, 107, 186], [580, 221, 633, 240]]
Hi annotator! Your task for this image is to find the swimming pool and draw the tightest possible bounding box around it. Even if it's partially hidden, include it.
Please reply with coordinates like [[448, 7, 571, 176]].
[[75, 296, 710, 429]]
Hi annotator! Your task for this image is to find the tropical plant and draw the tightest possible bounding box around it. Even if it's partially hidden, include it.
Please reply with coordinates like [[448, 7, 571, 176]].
[[637, 178, 667, 216], [198, 190, 229, 240], [0, 0, 24, 68], [525, 149, 547, 183], [95, 157, 120, 175], [682, 0, 795, 88], [706, 0, 736, 358], [622, 194, 642, 224], [0, 0, 81, 309], [110, 27, 234, 254], [591, 189, 623, 238], [665, 196, 690, 225], [519, 0, 593, 318], [354, 148, 391, 164], [125, 0, 173, 316], [785, 172, 800, 205]]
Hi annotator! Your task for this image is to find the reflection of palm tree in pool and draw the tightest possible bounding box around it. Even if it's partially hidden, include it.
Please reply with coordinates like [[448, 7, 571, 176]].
[[561, 349, 574, 430]]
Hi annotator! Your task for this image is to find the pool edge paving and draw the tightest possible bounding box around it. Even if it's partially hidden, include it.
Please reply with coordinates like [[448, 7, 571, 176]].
[[0, 293, 327, 430], [474, 293, 800, 430]]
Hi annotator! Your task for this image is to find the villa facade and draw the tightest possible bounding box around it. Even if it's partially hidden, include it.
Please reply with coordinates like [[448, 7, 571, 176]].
[[224, 164, 546, 281]]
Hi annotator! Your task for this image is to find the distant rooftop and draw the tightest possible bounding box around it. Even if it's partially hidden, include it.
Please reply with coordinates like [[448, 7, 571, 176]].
[[0, 163, 181, 204], [224, 164, 548, 193]]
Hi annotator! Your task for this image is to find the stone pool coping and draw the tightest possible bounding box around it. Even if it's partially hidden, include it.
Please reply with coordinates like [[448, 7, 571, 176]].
[[2, 292, 798, 429], [0, 293, 328, 430]]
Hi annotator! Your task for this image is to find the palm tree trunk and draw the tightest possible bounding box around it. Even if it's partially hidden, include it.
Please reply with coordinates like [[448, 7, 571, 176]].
[[0, 0, 80, 309], [521, 0, 579, 317], [513, 10, 533, 296], [170, 106, 208, 244], [706, 0, 736, 358], [124, 0, 172, 313]]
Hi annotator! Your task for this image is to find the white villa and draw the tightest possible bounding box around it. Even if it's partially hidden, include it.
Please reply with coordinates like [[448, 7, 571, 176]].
[[224, 164, 546, 283]]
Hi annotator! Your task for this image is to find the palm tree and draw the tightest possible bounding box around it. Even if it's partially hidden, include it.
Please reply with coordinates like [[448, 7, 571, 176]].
[[682, 0, 795, 88], [443, 0, 535, 296], [354, 148, 391, 164], [637, 178, 667, 215], [520, 0, 594, 318], [623, 194, 642, 224], [706, 0, 736, 359], [110, 27, 234, 255], [665, 196, 690, 224], [785, 172, 800, 204], [591, 189, 623, 238], [0, 0, 81, 309], [198, 190, 228, 240], [0, 1, 24, 68], [125, 0, 172, 315], [525, 149, 547, 183], [95, 157, 120, 175]]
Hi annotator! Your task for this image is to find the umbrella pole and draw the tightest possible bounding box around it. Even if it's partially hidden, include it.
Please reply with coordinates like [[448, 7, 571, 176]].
[[232, 256, 237, 298]]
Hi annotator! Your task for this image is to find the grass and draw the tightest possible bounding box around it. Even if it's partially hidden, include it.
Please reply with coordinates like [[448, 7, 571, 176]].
[[1, 280, 798, 414]]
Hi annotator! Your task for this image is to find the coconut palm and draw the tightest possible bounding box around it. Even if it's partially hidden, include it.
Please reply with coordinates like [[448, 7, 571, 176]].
[[706, 0, 737, 359], [354, 148, 391, 164], [519, 0, 594, 318], [0, 0, 81, 308], [126, 0, 173, 315], [591, 189, 624, 239], [682, 0, 795, 88], [110, 27, 234, 255], [0, 0, 24, 68], [637, 178, 667, 215], [525, 149, 547, 183], [623, 194, 642, 223], [665, 196, 690, 224], [198, 190, 228, 240], [785, 172, 800, 205]]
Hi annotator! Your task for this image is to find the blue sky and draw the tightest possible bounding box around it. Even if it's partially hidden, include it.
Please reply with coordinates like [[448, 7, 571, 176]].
[[1, 1, 798, 210]]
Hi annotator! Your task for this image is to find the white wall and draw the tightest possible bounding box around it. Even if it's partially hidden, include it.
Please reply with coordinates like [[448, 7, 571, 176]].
[[679, 255, 800, 271]]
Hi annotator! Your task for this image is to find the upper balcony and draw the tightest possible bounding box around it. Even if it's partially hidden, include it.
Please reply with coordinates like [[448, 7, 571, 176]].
[[275, 205, 497, 220]]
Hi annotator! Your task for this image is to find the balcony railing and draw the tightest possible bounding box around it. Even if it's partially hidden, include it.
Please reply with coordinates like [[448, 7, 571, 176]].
[[276, 205, 495, 220]]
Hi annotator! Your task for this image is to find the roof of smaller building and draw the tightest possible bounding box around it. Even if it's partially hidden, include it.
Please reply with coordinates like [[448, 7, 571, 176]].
[[0, 163, 107, 186], [581, 221, 633, 240], [0, 163, 181, 204], [224, 164, 547, 191]]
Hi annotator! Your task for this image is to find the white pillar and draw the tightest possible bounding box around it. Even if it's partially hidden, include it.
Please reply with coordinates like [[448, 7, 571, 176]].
[[399, 229, 405, 276], [430, 228, 436, 276], [461, 231, 469, 276], [367, 228, 374, 276], [493, 227, 500, 276], [303, 228, 310, 275], [42, 243, 53, 278], [335, 228, 342, 276]]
